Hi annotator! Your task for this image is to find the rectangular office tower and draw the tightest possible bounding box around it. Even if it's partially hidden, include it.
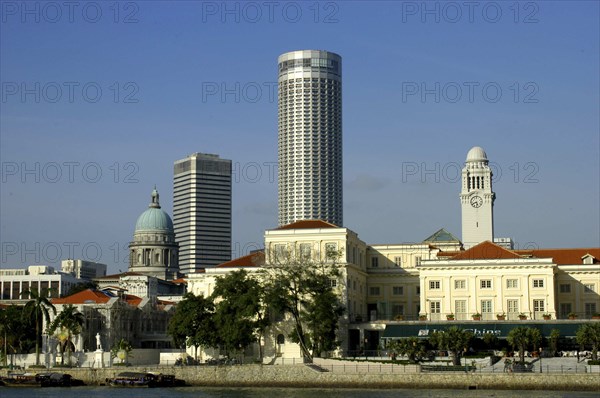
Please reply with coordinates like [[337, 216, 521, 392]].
[[173, 153, 232, 274], [278, 50, 343, 226]]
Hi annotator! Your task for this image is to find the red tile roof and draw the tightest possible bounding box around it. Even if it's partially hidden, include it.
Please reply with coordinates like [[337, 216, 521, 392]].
[[276, 220, 339, 230], [217, 251, 265, 268], [451, 241, 522, 261], [515, 248, 600, 265], [52, 289, 112, 304]]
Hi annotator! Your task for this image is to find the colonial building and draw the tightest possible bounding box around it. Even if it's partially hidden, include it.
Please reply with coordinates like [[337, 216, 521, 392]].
[[129, 188, 179, 280], [49, 289, 175, 352], [183, 146, 599, 360]]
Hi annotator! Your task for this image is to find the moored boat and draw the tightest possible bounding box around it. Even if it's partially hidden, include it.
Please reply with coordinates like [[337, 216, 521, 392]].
[[0, 372, 42, 387], [106, 372, 185, 388]]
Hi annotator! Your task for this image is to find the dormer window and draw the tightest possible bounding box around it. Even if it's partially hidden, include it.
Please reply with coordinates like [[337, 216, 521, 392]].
[[582, 254, 595, 265]]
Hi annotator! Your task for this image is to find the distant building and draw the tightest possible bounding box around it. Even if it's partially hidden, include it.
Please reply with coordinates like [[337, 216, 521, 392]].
[[61, 259, 107, 280], [460, 146, 495, 248], [50, 289, 176, 351], [0, 265, 81, 300], [278, 50, 343, 227], [174, 153, 232, 274], [128, 188, 179, 280], [94, 271, 185, 299]]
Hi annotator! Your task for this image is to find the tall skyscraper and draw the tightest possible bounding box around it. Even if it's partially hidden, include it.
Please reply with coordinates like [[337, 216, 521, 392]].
[[278, 50, 343, 226], [460, 146, 495, 248], [173, 153, 232, 274]]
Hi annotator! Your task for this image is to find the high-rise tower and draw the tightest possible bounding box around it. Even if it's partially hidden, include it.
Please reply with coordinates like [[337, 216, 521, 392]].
[[278, 50, 343, 226], [460, 146, 495, 248], [173, 153, 232, 274]]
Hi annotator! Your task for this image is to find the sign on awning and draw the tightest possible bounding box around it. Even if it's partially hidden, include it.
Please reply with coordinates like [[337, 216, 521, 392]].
[[382, 322, 587, 339]]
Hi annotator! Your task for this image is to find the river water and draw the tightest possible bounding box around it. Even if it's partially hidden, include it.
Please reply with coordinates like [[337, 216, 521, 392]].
[[0, 387, 597, 398]]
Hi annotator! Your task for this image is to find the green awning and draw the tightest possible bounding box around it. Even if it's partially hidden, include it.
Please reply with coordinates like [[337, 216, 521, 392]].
[[382, 322, 587, 339]]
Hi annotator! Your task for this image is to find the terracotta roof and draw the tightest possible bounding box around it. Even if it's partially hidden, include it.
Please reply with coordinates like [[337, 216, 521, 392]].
[[171, 278, 187, 284], [515, 248, 600, 265], [52, 289, 112, 304], [217, 251, 265, 268], [124, 295, 142, 307], [451, 241, 522, 261], [276, 220, 339, 230]]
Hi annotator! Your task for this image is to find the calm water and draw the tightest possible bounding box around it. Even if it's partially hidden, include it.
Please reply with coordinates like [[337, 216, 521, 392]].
[[0, 387, 597, 398]]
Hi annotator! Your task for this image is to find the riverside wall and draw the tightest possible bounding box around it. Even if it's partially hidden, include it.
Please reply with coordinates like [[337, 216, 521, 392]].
[[2, 365, 599, 391]]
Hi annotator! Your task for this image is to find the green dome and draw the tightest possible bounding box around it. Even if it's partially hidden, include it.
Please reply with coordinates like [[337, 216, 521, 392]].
[[134, 188, 174, 233]]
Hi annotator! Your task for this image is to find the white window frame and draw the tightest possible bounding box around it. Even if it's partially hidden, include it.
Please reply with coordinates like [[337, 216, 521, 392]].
[[480, 280, 492, 289], [454, 280, 466, 289], [506, 279, 518, 289], [533, 279, 544, 288], [429, 280, 441, 290]]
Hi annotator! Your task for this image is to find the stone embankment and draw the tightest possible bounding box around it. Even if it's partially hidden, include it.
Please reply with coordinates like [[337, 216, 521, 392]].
[[1, 365, 599, 391]]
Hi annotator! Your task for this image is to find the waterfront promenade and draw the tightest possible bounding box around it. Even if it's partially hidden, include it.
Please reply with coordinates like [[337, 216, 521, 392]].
[[1, 361, 598, 391]]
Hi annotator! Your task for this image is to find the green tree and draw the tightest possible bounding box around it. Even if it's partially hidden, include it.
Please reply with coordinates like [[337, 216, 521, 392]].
[[507, 327, 542, 364], [262, 245, 344, 361], [0, 305, 36, 366], [48, 304, 85, 366], [576, 323, 600, 360], [167, 293, 216, 360], [430, 327, 474, 365], [22, 289, 56, 366], [387, 337, 428, 363], [211, 270, 270, 359], [549, 329, 561, 357]]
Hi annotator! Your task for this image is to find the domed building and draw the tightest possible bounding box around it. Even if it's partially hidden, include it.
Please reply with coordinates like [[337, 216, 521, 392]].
[[129, 188, 179, 280]]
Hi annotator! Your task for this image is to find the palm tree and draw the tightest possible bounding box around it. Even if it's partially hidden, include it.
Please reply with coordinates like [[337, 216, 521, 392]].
[[507, 327, 542, 364], [22, 289, 56, 366], [430, 326, 474, 365], [576, 323, 600, 361], [48, 304, 84, 366]]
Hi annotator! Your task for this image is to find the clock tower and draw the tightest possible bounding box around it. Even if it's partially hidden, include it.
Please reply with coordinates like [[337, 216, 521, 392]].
[[461, 146, 495, 248]]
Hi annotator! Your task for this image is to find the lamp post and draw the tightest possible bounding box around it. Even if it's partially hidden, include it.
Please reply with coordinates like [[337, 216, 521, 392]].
[[539, 348, 543, 373]]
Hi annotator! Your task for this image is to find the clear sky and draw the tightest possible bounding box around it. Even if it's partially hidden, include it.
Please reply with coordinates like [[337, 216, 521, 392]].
[[1, 1, 598, 275]]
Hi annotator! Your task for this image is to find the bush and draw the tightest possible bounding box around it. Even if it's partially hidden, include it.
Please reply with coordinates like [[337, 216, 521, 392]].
[[28, 365, 47, 369], [588, 360, 600, 365]]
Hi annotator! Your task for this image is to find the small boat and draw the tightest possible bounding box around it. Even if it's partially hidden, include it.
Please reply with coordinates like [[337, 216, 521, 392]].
[[106, 372, 184, 388], [0, 372, 42, 387], [0, 372, 85, 388]]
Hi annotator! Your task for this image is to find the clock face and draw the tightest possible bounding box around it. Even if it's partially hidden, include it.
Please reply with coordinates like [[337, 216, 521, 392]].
[[470, 195, 483, 208]]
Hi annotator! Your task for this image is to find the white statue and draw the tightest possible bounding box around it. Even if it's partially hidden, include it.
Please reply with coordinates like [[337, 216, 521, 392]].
[[96, 333, 102, 350]]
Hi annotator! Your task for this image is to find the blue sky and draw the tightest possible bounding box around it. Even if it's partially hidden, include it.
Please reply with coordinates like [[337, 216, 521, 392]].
[[1, 1, 598, 274]]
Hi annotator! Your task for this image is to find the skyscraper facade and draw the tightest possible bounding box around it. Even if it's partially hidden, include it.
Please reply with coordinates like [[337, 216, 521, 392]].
[[278, 50, 343, 227], [173, 153, 232, 274]]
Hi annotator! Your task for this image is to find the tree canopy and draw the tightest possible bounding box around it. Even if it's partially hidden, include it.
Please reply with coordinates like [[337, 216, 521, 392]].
[[576, 322, 600, 360], [430, 326, 474, 365]]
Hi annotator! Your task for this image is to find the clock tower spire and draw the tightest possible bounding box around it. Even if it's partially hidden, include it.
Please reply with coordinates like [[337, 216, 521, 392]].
[[461, 146, 495, 248]]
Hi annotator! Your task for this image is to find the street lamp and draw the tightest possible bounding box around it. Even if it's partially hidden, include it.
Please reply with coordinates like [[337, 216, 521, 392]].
[[539, 348, 543, 373]]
